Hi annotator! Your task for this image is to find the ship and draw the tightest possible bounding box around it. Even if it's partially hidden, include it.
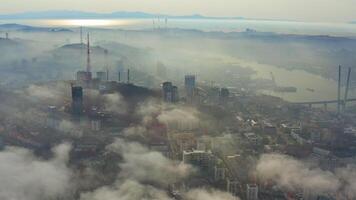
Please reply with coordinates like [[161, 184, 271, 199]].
[[273, 86, 297, 93], [306, 88, 315, 92]]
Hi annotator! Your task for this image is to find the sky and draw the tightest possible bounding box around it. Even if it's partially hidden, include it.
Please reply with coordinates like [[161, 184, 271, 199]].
[[1, 0, 356, 23]]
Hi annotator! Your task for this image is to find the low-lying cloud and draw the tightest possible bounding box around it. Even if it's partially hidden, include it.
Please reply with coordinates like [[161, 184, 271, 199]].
[[0, 143, 73, 200], [81, 138, 236, 200], [185, 189, 239, 200], [107, 138, 192, 185], [157, 108, 201, 130], [256, 153, 356, 198], [103, 93, 127, 114]]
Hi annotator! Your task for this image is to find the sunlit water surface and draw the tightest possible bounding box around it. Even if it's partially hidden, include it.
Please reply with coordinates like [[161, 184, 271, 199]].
[[2, 18, 356, 36]]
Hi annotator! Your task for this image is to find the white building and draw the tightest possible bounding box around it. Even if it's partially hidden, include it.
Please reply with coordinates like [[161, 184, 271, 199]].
[[227, 179, 240, 196], [91, 119, 101, 131], [214, 166, 226, 181], [183, 150, 213, 169], [246, 184, 258, 200]]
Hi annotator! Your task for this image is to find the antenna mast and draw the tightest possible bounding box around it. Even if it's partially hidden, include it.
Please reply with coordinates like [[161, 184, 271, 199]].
[[86, 33, 91, 73], [105, 49, 109, 81], [80, 27, 83, 44], [127, 69, 130, 84]]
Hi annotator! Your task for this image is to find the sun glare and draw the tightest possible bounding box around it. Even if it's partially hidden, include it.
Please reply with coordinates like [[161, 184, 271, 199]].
[[43, 19, 134, 27]]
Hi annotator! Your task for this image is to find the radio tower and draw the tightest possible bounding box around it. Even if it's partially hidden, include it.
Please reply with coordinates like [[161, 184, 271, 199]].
[[104, 49, 109, 81], [87, 33, 91, 73], [337, 65, 341, 114], [80, 27, 83, 44]]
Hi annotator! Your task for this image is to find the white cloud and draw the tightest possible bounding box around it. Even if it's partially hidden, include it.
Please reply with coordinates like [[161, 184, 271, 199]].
[[0, 143, 73, 200], [107, 139, 192, 185], [185, 188, 239, 200], [257, 154, 340, 193]]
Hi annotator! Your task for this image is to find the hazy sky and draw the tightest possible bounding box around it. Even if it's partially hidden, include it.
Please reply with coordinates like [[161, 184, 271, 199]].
[[1, 0, 356, 22]]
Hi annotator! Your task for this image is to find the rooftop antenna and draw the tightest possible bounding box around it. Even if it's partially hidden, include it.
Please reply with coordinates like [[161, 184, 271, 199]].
[[106, 68, 109, 81], [104, 49, 109, 81], [127, 69, 130, 84], [79, 27, 84, 68], [337, 65, 342, 114], [86, 33, 91, 73], [343, 67, 352, 112], [80, 27, 83, 44]]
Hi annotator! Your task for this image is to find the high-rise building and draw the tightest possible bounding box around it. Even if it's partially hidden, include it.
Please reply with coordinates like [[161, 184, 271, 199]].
[[246, 184, 258, 200], [185, 75, 196, 101], [163, 82, 173, 102], [185, 75, 196, 89], [214, 166, 226, 181], [183, 150, 213, 169], [96, 71, 107, 81], [47, 105, 60, 129], [91, 119, 101, 131], [71, 86, 83, 116], [162, 82, 179, 103], [227, 179, 240, 196], [172, 86, 179, 102], [77, 71, 92, 83]]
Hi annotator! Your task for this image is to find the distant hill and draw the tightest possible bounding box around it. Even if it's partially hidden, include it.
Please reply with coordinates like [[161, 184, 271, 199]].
[[55, 43, 107, 54], [0, 23, 72, 32], [0, 10, 244, 20]]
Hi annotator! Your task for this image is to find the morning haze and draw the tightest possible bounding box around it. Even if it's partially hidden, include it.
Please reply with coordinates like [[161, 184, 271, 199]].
[[1, 0, 356, 22], [0, 1, 356, 200]]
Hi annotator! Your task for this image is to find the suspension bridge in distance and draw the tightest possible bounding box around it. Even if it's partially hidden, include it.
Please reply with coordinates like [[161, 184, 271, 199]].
[[291, 98, 356, 110], [290, 66, 354, 112]]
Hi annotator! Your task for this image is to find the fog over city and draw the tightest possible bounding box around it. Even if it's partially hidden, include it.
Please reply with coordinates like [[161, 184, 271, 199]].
[[0, 1, 356, 200]]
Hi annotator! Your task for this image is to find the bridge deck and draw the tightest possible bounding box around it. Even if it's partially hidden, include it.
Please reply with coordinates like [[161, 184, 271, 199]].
[[291, 98, 356, 105]]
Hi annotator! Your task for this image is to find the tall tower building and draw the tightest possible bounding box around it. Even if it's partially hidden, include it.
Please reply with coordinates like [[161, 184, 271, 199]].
[[185, 75, 196, 92], [185, 75, 196, 102], [172, 86, 179, 103], [162, 82, 173, 102], [86, 33, 91, 75], [162, 82, 179, 103], [71, 86, 83, 116], [96, 71, 107, 82]]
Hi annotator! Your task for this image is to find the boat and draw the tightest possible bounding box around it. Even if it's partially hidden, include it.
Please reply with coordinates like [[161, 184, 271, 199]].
[[273, 86, 297, 93], [306, 88, 315, 92]]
